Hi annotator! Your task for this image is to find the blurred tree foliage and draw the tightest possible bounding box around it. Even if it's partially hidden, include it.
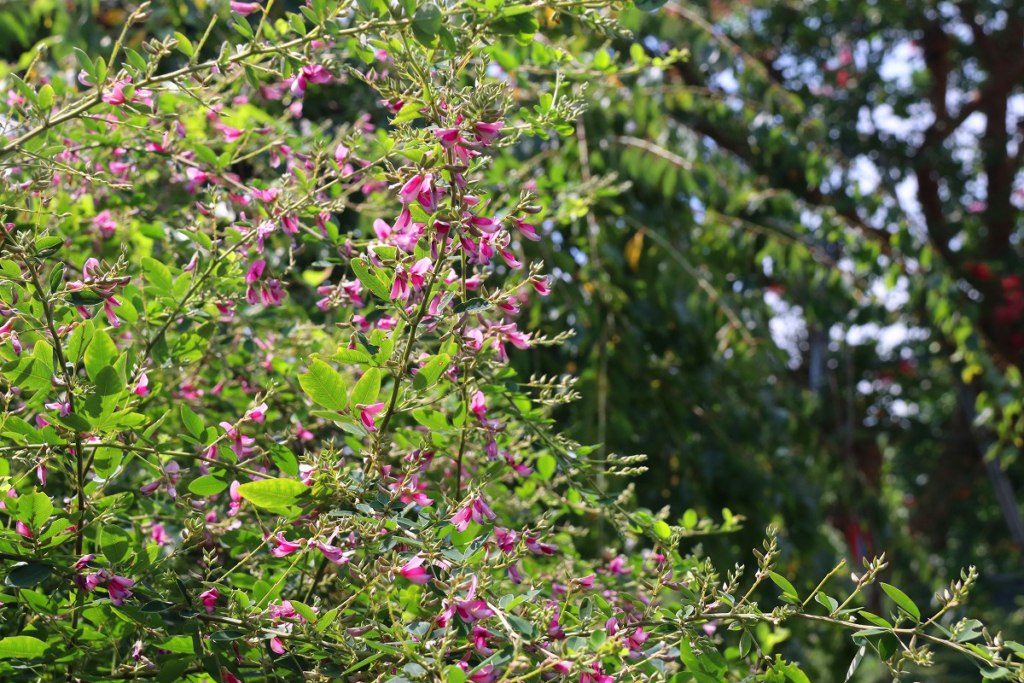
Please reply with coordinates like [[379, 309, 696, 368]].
[[2, 0, 1022, 678], [496, 0, 1024, 678]]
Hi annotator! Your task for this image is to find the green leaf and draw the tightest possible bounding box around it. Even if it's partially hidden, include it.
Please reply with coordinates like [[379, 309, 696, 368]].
[[2, 358, 52, 392], [412, 3, 441, 47], [48, 262, 64, 292], [536, 455, 556, 480], [173, 31, 194, 58], [299, 359, 349, 411], [237, 478, 309, 509], [189, 475, 228, 497], [5, 563, 52, 588], [181, 405, 204, 439], [351, 258, 391, 300], [880, 583, 920, 621], [67, 320, 95, 363], [141, 257, 174, 294], [269, 444, 299, 477], [767, 571, 799, 599], [452, 298, 491, 314], [34, 236, 63, 256], [505, 614, 537, 639], [351, 367, 382, 406], [83, 365, 124, 426], [84, 329, 117, 381], [412, 353, 450, 390], [102, 526, 132, 564], [444, 666, 466, 683], [0, 636, 47, 659], [16, 492, 52, 530]]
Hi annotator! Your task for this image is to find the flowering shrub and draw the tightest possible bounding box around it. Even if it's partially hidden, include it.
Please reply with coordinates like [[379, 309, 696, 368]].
[[0, 1, 1020, 681]]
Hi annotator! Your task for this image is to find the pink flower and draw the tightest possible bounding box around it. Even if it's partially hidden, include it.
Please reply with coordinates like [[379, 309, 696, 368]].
[[317, 541, 352, 565], [221, 126, 245, 143], [133, 373, 150, 396], [228, 481, 242, 517], [470, 390, 487, 419], [454, 599, 494, 623], [451, 497, 496, 532], [434, 127, 462, 148], [107, 574, 135, 606], [608, 555, 630, 576], [247, 402, 268, 423], [102, 80, 131, 105], [580, 663, 615, 683], [230, 1, 262, 16], [246, 260, 266, 284], [576, 574, 595, 589], [199, 587, 219, 613], [290, 65, 333, 97], [270, 532, 303, 557], [15, 521, 32, 538], [220, 422, 256, 460], [511, 216, 541, 241], [398, 175, 424, 204], [526, 535, 557, 555], [398, 554, 431, 584], [474, 121, 504, 145], [625, 627, 649, 651], [357, 402, 386, 432], [494, 527, 516, 554]]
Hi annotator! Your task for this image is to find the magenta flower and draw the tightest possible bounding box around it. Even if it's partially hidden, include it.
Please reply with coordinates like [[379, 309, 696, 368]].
[[316, 541, 353, 565], [221, 126, 245, 143], [133, 372, 150, 396], [398, 174, 424, 204], [468, 664, 499, 683], [247, 402, 268, 423], [102, 80, 130, 105], [470, 390, 487, 419], [219, 422, 256, 460], [471, 626, 494, 655], [454, 599, 494, 623], [526, 535, 557, 555], [228, 480, 242, 517], [357, 402, 386, 432], [199, 587, 219, 613], [580, 662, 615, 683], [246, 260, 266, 284], [270, 532, 303, 557], [397, 554, 431, 584], [511, 216, 541, 241], [15, 521, 32, 539], [45, 400, 70, 416], [290, 64, 333, 97], [434, 127, 462, 148], [474, 120, 504, 145], [230, 1, 262, 16], [107, 574, 135, 606], [493, 527, 516, 554], [608, 555, 630, 576], [451, 497, 496, 532]]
